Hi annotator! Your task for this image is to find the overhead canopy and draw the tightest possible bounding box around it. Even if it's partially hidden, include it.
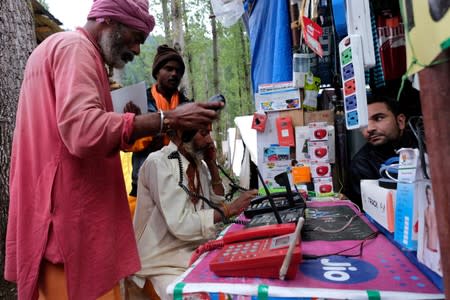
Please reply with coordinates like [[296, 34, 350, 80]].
[[32, 0, 63, 43], [245, 0, 293, 94]]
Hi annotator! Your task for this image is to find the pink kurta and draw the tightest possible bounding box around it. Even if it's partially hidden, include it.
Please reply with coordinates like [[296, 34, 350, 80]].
[[5, 28, 140, 299]]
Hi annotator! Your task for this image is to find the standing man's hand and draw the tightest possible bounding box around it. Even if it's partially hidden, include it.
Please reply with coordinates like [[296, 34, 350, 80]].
[[164, 102, 224, 131], [130, 101, 224, 146], [124, 101, 142, 115]]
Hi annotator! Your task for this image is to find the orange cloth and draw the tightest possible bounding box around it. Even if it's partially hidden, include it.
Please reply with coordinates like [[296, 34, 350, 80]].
[[151, 84, 180, 110], [124, 136, 153, 152], [126, 85, 181, 215], [151, 84, 180, 146], [143, 279, 161, 300], [128, 195, 137, 218], [124, 84, 180, 152], [38, 260, 122, 300]]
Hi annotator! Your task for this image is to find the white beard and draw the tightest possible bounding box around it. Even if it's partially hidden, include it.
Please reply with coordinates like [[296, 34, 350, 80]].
[[183, 140, 204, 163], [98, 27, 130, 69]]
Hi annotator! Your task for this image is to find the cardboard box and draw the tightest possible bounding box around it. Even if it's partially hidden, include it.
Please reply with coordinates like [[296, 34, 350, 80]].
[[395, 182, 419, 250], [258, 81, 294, 93], [416, 180, 442, 276], [279, 109, 304, 127], [304, 108, 334, 125], [295, 125, 335, 163], [394, 148, 423, 250], [255, 88, 302, 112], [361, 180, 396, 232]]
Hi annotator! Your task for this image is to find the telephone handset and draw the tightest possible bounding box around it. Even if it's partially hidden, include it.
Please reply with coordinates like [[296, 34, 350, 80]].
[[222, 222, 296, 244], [182, 94, 226, 143], [209, 223, 301, 279]]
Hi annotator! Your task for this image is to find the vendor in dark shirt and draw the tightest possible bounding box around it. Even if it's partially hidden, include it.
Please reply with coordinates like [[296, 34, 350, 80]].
[[346, 95, 418, 207]]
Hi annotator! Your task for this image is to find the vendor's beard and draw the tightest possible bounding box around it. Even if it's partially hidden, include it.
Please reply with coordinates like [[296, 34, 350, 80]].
[[183, 140, 204, 163], [99, 28, 134, 69]]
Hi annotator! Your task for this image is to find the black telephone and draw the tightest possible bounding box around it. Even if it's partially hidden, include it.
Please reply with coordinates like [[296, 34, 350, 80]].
[[246, 207, 304, 228], [244, 171, 306, 219]]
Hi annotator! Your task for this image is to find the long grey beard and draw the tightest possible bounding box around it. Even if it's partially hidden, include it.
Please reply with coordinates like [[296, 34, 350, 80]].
[[183, 140, 204, 163]]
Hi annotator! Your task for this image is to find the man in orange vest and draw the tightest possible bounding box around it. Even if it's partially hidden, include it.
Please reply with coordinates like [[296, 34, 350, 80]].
[[126, 44, 190, 216]]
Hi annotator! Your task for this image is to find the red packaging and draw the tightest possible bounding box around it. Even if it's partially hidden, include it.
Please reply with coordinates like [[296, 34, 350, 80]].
[[377, 14, 406, 81], [276, 116, 295, 146]]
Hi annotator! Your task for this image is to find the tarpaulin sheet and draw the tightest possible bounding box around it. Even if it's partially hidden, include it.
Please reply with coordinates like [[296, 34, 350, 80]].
[[246, 0, 293, 94]]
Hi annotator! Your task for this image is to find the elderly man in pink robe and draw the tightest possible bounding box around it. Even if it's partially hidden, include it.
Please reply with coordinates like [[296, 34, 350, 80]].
[[4, 0, 222, 299]]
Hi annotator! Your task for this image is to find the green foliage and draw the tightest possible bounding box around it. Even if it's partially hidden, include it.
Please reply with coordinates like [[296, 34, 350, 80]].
[[120, 0, 253, 138], [121, 36, 165, 87]]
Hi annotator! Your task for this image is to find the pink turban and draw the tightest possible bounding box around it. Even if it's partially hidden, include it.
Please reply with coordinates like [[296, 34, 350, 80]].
[[88, 0, 155, 37]]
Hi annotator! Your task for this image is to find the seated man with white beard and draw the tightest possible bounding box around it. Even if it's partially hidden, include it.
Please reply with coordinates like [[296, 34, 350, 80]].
[[131, 126, 258, 299]]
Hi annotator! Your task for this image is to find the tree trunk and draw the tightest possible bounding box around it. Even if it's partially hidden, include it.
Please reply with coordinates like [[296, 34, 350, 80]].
[[161, 0, 172, 45], [208, 2, 224, 163], [419, 48, 450, 300], [0, 0, 36, 298], [171, 0, 192, 98], [182, 0, 195, 100], [209, 4, 219, 95], [239, 21, 252, 114]]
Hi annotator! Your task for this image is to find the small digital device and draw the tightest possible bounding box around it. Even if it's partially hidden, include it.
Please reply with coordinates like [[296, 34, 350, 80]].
[[182, 94, 226, 142], [208, 94, 226, 110]]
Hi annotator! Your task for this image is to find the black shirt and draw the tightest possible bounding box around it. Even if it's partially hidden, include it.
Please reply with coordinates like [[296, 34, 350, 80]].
[[345, 130, 418, 208]]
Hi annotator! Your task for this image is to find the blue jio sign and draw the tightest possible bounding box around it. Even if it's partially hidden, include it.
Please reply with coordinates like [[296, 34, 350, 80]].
[[300, 255, 379, 284]]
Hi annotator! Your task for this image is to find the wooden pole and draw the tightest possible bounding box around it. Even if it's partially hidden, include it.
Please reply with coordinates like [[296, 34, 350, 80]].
[[419, 48, 450, 298]]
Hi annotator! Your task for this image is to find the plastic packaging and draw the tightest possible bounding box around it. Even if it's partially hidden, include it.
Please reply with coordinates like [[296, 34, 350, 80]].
[[210, 0, 244, 27]]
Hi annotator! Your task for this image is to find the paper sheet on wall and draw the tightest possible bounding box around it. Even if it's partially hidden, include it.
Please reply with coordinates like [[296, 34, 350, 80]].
[[111, 81, 147, 114]]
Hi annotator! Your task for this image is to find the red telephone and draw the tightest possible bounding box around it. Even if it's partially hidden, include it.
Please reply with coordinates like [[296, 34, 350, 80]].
[[209, 223, 301, 279]]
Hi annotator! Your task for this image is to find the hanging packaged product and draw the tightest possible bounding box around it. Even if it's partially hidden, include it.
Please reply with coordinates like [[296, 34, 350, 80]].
[[303, 73, 321, 111], [276, 116, 295, 147], [302, 16, 324, 57], [377, 13, 406, 81], [251, 111, 268, 132], [292, 53, 310, 88], [210, 0, 244, 27]]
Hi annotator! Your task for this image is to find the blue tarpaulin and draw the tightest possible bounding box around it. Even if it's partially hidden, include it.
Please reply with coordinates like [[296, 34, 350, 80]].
[[245, 0, 293, 95]]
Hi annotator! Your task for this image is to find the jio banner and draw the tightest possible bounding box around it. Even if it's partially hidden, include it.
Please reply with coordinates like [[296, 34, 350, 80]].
[[401, 0, 450, 75], [170, 202, 444, 299]]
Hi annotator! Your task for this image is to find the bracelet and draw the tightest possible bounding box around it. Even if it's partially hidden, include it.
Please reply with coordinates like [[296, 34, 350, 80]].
[[221, 202, 231, 218], [159, 110, 164, 135]]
